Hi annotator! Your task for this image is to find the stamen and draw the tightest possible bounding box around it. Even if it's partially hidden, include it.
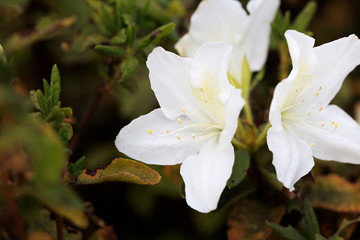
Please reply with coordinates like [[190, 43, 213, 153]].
[[177, 118, 183, 124], [321, 122, 325, 127], [330, 121, 334, 125], [301, 99, 305, 103], [192, 134, 195, 139], [166, 130, 170, 133], [310, 143, 316, 147], [176, 134, 181, 140], [148, 129, 153, 134], [295, 89, 299, 92], [204, 100, 208, 103], [334, 123, 339, 128], [318, 107, 323, 111], [308, 112, 311, 116], [319, 86, 322, 91], [181, 108, 185, 113], [315, 92, 319, 97], [210, 121, 214, 125]]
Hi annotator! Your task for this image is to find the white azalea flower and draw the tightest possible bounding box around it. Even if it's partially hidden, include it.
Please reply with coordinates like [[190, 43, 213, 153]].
[[115, 42, 244, 213], [267, 30, 360, 191], [175, 0, 279, 83]]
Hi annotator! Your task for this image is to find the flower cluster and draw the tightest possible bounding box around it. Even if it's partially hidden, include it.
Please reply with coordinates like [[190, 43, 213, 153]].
[[116, 0, 360, 213]]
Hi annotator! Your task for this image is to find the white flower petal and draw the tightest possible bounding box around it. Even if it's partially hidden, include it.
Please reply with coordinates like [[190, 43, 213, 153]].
[[310, 34, 360, 107], [146, 47, 194, 120], [220, 87, 244, 147], [244, 0, 280, 71], [175, 0, 247, 58], [290, 105, 360, 164], [267, 127, 314, 191], [180, 140, 234, 213], [115, 109, 204, 165]]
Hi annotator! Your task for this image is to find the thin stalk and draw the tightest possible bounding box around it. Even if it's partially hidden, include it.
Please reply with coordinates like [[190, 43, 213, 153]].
[[252, 122, 271, 152], [231, 137, 249, 150], [56, 215, 64, 240]]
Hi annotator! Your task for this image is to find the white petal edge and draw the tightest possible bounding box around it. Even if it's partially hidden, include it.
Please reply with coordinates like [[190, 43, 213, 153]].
[[267, 127, 314, 191], [291, 105, 360, 164], [175, 0, 247, 58], [243, 0, 280, 71], [115, 109, 204, 165], [180, 140, 234, 213], [146, 47, 194, 120]]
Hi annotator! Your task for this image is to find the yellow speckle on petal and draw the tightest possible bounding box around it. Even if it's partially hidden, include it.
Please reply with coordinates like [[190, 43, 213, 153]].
[[318, 107, 323, 111], [181, 108, 185, 113], [334, 123, 339, 128], [192, 134, 195, 139], [148, 129, 153, 134], [166, 130, 170, 133], [310, 143, 315, 146], [319, 86, 322, 91]]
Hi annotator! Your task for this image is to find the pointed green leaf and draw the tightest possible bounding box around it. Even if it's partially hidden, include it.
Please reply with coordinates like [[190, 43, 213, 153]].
[[30, 90, 40, 110], [122, 14, 136, 46], [115, 0, 123, 29], [42, 79, 50, 98], [267, 222, 307, 240], [292, 1, 317, 32], [94, 44, 126, 57], [135, 23, 175, 51], [110, 28, 127, 44], [76, 158, 161, 185], [36, 90, 48, 116], [69, 156, 86, 176], [100, 2, 117, 34], [118, 56, 139, 83], [303, 199, 320, 240], [316, 234, 328, 240], [50, 64, 60, 107], [226, 149, 250, 188]]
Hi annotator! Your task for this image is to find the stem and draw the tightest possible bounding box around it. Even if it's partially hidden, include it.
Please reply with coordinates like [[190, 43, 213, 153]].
[[56, 215, 64, 240], [251, 122, 271, 152], [279, 40, 290, 81], [0, 153, 27, 240], [333, 217, 360, 237], [69, 78, 109, 158], [243, 100, 254, 126]]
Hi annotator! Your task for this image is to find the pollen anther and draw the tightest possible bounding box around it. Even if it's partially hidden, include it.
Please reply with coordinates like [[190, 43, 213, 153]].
[[318, 107, 323, 111], [148, 129, 153, 134], [176, 134, 181, 140], [315, 92, 319, 96], [177, 118, 183, 124], [321, 122, 325, 127], [310, 143, 315, 146], [319, 86, 322, 91], [181, 108, 185, 113], [192, 134, 195, 139]]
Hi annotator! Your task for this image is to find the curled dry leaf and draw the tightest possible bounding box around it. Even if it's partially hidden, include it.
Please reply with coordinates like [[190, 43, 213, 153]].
[[77, 158, 161, 185], [301, 174, 360, 213], [227, 198, 285, 240]]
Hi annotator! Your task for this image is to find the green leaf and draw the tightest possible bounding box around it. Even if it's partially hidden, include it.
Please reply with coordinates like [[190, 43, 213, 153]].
[[76, 158, 161, 185], [122, 14, 136, 46], [30, 90, 40, 110], [315, 234, 328, 240], [250, 67, 266, 90], [226, 149, 250, 188], [61, 107, 73, 118], [267, 222, 307, 240], [100, 2, 117, 35], [228, 199, 285, 240], [292, 1, 318, 32], [302, 199, 320, 240], [69, 156, 86, 176], [135, 23, 175, 51], [119, 56, 139, 83], [22, 185, 88, 229], [28, 209, 82, 240], [110, 28, 127, 45], [36, 90, 48, 116], [115, 0, 123, 29], [94, 44, 126, 57], [42, 79, 50, 99], [50, 64, 60, 107]]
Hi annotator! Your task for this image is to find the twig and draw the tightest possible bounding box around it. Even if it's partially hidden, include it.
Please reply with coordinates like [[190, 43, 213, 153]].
[[69, 78, 109, 159], [56, 215, 63, 240]]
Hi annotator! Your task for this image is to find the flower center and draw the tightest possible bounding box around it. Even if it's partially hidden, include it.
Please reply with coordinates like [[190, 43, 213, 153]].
[[147, 109, 223, 141]]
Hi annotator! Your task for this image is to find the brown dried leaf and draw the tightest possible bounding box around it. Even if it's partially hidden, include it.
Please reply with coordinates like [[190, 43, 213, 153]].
[[77, 158, 161, 185], [302, 174, 360, 213], [227, 198, 285, 240]]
